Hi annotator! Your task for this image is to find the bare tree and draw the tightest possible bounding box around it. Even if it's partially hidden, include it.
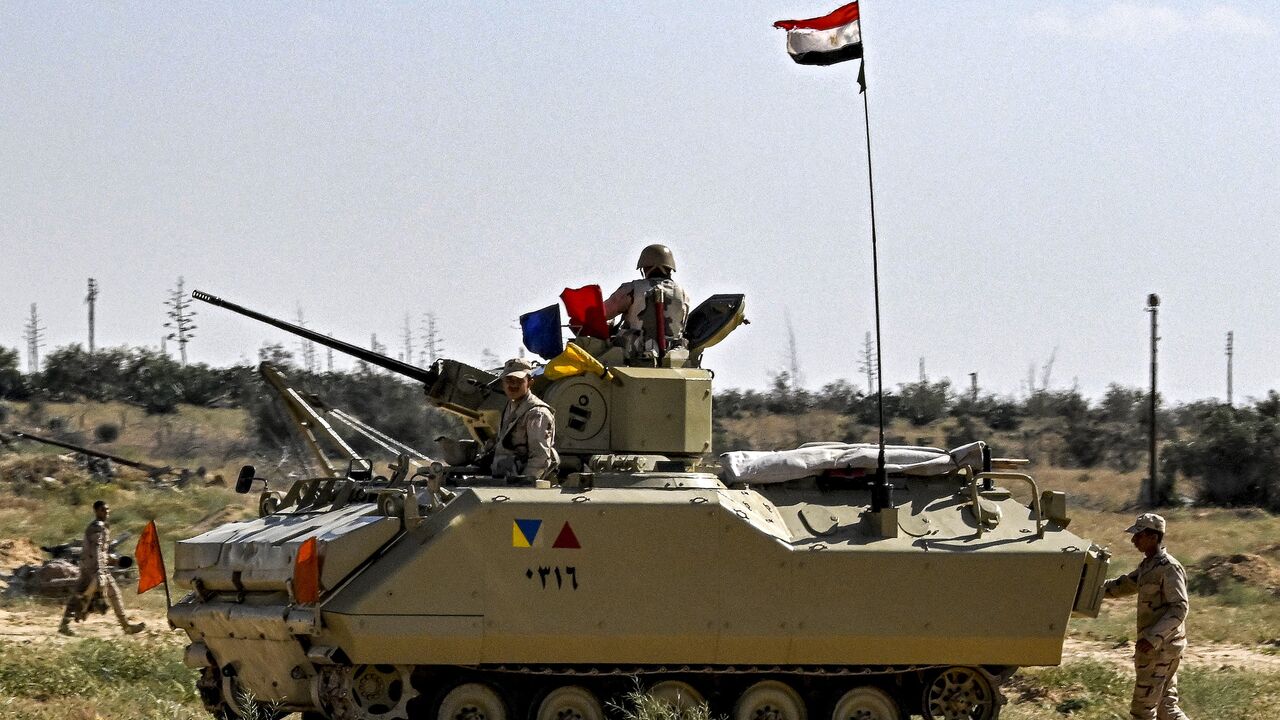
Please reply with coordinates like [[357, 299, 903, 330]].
[[1039, 346, 1058, 392], [363, 333, 387, 374], [163, 276, 197, 365], [857, 331, 877, 394], [295, 304, 316, 373], [784, 309, 803, 391], [400, 313, 414, 365], [23, 303, 46, 373]]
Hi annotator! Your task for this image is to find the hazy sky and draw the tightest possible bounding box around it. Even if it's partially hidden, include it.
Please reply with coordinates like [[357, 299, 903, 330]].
[[2, 2, 1276, 403]]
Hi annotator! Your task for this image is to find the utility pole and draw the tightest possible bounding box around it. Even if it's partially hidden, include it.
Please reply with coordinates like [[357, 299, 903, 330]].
[[1225, 331, 1234, 407], [86, 278, 99, 353], [23, 304, 46, 373], [918, 357, 926, 383], [1144, 293, 1161, 507], [968, 372, 978, 403], [420, 313, 444, 367]]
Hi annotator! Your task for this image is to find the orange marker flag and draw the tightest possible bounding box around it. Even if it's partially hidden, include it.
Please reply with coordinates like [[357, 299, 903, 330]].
[[135, 520, 167, 595], [293, 537, 320, 604]]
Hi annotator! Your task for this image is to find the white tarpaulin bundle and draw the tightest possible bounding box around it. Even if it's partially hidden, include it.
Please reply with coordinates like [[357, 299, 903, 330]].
[[721, 442, 986, 485]]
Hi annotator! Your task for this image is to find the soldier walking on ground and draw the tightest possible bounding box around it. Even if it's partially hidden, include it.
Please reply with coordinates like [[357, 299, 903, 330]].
[[490, 358, 559, 483], [58, 500, 145, 636], [1103, 513, 1190, 720]]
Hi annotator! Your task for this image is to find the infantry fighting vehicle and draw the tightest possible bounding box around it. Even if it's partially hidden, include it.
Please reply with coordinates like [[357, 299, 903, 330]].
[[171, 290, 1110, 720]]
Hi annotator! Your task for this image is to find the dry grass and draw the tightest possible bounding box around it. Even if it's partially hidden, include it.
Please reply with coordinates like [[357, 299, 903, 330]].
[[1004, 660, 1280, 719], [3, 400, 258, 482]]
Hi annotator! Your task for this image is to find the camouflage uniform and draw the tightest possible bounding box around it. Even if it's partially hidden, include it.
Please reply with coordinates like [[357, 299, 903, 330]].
[[603, 277, 691, 357], [60, 518, 142, 635], [493, 392, 558, 482], [1105, 536, 1190, 720]]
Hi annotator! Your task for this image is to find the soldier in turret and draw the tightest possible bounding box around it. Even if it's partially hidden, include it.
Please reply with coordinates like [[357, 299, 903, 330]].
[[603, 244, 691, 359], [491, 358, 559, 483], [59, 500, 146, 636], [1103, 513, 1191, 720]]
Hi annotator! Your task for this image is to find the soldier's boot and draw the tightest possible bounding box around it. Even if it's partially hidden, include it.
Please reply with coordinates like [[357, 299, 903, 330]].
[[101, 576, 143, 635], [59, 596, 81, 636]]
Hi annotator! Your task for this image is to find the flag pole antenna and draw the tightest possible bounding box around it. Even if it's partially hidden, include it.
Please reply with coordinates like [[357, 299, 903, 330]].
[[857, 10, 891, 513], [773, 0, 889, 511]]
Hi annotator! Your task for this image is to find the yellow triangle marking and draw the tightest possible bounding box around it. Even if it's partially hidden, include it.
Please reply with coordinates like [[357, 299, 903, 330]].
[[512, 521, 532, 548]]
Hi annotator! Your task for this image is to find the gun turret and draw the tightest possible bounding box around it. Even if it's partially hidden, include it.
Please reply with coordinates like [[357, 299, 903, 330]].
[[194, 290, 504, 442], [195, 290, 740, 466]]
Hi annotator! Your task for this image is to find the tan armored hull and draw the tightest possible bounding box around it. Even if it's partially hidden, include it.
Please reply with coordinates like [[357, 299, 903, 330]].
[[322, 482, 1095, 669]]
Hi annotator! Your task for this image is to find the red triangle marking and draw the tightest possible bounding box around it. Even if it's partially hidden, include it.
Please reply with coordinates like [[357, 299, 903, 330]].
[[552, 521, 580, 549]]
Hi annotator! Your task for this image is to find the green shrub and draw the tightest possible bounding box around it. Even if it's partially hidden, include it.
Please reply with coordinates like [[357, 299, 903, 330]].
[[609, 681, 721, 720], [94, 422, 121, 443]]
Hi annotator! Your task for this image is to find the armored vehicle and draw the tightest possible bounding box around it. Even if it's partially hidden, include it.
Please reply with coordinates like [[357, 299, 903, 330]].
[[172, 291, 1109, 720]]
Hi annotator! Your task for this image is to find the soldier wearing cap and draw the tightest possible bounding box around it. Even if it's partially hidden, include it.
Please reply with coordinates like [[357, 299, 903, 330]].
[[603, 244, 691, 359], [1104, 512, 1191, 720], [491, 358, 559, 483], [59, 500, 145, 636]]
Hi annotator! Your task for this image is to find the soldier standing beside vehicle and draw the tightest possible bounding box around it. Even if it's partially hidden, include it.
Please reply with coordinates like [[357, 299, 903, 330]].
[[491, 358, 559, 483], [58, 500, 145, 636], [603, 244, 691, 359], [1103, 513, 1190, 720]]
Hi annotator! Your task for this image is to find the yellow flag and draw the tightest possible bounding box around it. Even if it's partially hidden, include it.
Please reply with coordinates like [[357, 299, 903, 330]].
[[542, 343, 607, 381]]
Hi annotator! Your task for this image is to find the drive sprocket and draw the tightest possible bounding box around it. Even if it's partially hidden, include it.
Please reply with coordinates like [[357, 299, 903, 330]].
[[319, 664, 417, 720]]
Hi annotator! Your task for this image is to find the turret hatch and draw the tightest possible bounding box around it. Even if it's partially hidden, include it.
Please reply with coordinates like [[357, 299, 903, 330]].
[[685, 294, 746, 356]]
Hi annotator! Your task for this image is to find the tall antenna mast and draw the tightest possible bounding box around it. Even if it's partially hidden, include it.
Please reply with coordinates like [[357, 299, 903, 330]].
[[1225, 331, 1234, 407], [86, 278, 99, 353], [23, 304, 46, 373], [1144, 293, 1160, 507]]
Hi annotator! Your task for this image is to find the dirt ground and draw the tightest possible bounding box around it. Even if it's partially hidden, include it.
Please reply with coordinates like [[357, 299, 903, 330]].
[[1062, 636, 1280, 671], [0, 602, 173, 645], [2, 600, 1276, 670]]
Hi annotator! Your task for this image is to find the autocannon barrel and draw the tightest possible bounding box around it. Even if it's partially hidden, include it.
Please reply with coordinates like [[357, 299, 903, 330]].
[[192, 290, 436, 385], [10, 431, 169, 475]]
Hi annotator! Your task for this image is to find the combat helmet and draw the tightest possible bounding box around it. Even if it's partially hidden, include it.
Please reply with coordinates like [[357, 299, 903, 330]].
[[637, 244, 677, 274]]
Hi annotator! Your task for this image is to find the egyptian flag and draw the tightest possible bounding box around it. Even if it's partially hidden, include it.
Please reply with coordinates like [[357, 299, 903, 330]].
[[774, 2, 863, 67]]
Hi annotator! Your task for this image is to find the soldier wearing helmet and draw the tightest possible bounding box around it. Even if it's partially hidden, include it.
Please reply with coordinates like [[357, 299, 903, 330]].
[[1103, 513, 1191, 720], [603, 244, 691, 360]]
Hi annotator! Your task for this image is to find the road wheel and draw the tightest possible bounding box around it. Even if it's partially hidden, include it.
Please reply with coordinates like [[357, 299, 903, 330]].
[[648, 680, 706, 711], [921, 667, 997, 720], [438, 682, 508, 720], [734, 680, 806, 720], [830, 686, 899, 720], [535, 685, 605, 720]]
